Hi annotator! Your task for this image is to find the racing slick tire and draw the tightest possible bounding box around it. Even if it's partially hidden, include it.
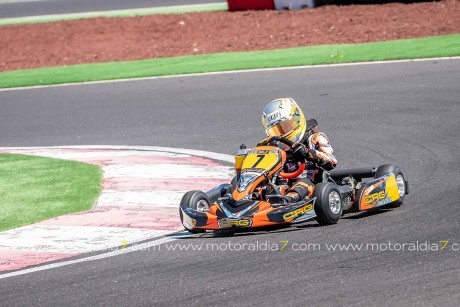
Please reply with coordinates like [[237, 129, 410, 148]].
[[313, 182, 342, 225], [179, 190, 210, 233], [375, 164, 407, 207]]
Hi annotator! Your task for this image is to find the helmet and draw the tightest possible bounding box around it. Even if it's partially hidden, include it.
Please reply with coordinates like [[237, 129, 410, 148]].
[[261, 98, 307, 143]]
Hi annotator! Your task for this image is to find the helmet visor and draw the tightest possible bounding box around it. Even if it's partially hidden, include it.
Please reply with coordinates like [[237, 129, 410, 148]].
[[266, 118, 299, 137]]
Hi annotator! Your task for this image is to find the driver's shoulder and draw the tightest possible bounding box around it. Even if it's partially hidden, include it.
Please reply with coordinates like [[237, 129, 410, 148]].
[[307, 131, 331, 145]]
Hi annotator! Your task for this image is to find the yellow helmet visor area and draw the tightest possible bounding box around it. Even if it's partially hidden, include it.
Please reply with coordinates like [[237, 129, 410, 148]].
[[266, 118, 300, 137]]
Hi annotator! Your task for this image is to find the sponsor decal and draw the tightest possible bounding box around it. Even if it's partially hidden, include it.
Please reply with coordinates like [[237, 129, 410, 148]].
[[283, 204, 313, 221], [364, 191, 386, 204], [218, 218, 253, 228], [267, 112, 281, 123]]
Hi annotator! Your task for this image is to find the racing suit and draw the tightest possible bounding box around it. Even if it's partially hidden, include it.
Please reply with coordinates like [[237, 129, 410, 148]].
[[284, 131, 337, 203]]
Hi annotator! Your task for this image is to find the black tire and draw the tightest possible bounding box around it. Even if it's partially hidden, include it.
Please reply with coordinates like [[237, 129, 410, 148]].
[[375, 164, 407, 207], [179, 190, 210, 233], [306, 0, 322, 8], [313, 182, 342, 225]]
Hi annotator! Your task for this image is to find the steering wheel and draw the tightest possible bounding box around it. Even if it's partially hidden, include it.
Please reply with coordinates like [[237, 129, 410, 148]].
[[257, 136, 306, 179]]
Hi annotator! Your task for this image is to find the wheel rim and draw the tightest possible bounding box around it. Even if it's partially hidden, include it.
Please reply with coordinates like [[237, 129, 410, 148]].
[[329, 191, 341, 215], [396, 175, 405, 197], [196, 199, 210, 212]]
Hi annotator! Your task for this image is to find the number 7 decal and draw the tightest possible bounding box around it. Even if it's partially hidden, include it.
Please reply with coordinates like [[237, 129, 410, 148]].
[[252, 154, 265, 168]]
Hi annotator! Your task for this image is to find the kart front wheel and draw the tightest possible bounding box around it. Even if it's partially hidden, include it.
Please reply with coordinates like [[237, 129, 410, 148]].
[[179, 190, 210, 233], [313, 182, 342, 225]]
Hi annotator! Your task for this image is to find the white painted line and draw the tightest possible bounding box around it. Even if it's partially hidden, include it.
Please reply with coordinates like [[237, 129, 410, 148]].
[[0, 56, 459, 92], [0, 232, 190, 280]]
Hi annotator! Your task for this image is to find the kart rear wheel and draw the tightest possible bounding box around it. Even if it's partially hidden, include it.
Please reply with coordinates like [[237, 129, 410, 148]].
[[313, 182, 342, 225], [179, 190, 210, 233], [375, 164, 407, 207]]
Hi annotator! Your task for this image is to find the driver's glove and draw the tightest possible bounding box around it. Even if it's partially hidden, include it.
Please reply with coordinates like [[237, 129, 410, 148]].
[[292, 143, 319, 163], [292, 143, 308, 162]]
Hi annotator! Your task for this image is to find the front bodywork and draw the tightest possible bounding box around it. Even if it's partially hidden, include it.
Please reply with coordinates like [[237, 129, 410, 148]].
[[180, 198, 317, 231], [232, 146, 285, 201]]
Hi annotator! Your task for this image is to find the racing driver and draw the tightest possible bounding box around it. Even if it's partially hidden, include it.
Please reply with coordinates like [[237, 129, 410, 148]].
[[261, 97, 337, 203]]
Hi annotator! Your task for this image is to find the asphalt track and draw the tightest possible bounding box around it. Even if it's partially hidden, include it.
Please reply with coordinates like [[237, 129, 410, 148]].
[[1, 59, 460, 305], [0, 0, 224, 18]]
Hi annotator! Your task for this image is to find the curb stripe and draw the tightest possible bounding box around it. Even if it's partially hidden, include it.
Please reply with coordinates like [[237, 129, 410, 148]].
[[0, 225, 171, 253], [75, 155, 224, 167], [0, 146, 234, 274], [97, 190, 188, 207], [0, 145, 235, 163], [37, 206, 182, 230], [0, 250, 78, 272], [103, 177, 230, 191], [102, 164, 233, 179]]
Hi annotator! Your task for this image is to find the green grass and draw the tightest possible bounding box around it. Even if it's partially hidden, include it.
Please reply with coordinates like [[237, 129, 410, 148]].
[[0, 154, 102, 232], [0, 3, 228, 26], [0, 34, 459, 89]]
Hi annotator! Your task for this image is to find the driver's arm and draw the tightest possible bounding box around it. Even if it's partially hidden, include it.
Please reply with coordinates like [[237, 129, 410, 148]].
[[307, 132, 337, 171]]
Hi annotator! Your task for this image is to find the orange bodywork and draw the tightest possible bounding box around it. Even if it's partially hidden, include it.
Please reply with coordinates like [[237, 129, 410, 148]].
[[199, 201, 279, 229], [181, 198, 317, 231]]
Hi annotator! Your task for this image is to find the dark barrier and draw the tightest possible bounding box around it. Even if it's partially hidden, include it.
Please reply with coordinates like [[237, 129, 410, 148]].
[[227, 0, 275, 11]]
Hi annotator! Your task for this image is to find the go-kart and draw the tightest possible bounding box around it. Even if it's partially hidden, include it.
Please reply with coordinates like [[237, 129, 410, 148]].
[[179, 136, 409, 233]]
